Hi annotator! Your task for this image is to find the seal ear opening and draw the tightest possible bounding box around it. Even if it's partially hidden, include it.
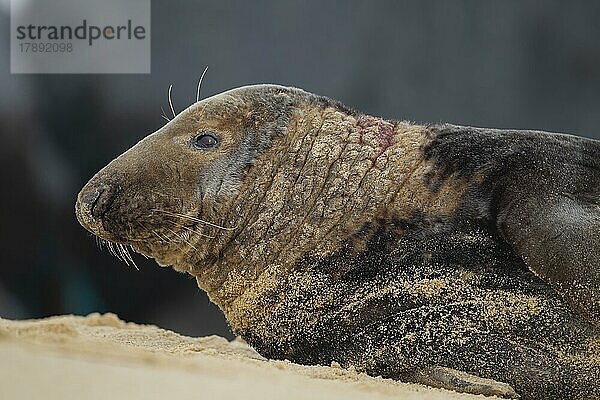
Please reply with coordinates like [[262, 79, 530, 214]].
[[498, 194, 600, 326]]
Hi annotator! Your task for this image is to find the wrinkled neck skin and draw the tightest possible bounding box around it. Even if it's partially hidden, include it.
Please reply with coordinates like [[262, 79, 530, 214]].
[[177, 104, 463, 334]]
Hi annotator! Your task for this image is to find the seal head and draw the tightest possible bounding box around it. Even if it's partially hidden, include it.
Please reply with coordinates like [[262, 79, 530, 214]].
[[76, 85, 305, 269]]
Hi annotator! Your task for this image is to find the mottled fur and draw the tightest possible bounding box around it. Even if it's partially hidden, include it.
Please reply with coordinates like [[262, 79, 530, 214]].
[[76, 85, 600, 399]]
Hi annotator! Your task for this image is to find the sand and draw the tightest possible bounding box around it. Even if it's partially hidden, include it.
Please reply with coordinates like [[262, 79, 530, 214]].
[[0, 313, 491, 400]]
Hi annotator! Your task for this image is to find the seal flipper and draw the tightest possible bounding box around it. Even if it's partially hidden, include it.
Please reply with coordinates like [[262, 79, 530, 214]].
[[497, 192, 600, 326]]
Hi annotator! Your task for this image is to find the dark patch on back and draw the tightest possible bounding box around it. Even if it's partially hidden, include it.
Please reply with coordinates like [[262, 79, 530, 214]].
[[420, 124, 600, 222], [422, 123, 600, 184]]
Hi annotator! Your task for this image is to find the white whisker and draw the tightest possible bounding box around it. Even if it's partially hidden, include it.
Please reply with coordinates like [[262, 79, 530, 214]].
[[166, 227, 198, 251], [153, 209, 236, 231], [168, 84, 176, 118], [106, 242, 117, 258], [119, 243, 139, 270], [196, 66, 209, 102], [178, 223, 215, 239], [160, 106, 171, 122]]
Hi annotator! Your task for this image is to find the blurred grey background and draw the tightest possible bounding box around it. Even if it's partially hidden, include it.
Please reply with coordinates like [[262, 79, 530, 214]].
[[1, 0, 599, 338]]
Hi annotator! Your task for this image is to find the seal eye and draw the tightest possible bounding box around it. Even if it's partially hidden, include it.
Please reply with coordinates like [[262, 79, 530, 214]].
[[192, 133, 219, 149]]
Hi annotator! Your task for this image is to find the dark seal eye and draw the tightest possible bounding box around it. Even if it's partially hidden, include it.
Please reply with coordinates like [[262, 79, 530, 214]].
[[192, 132, 219, 149]]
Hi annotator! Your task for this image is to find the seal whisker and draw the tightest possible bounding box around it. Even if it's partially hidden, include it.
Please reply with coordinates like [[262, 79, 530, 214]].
[[106, 242, 116, 257], [149, 230, 164, 243], [153, 209, 237, 231], [177, 223, 215, 239], [130, 246, 142, 266], [120, 243, 139, 270], [168, 84, 176, 118], [115, 243, 129, 267], [196, 66, 209, 103], [160, 106, 171, 122], [155, 230, 172, 243], [150, 207, 225, 230], [145, 207, 217, 240], [106, 242, 127, 264], [132, 220, 165, 245], [166, 227, 198, 251], [160, 213, 216, 239], [101, 238, 111, 251], [116, 243, 131, 268], [137, 218, 169, 244], [165, 217, 215, 239]]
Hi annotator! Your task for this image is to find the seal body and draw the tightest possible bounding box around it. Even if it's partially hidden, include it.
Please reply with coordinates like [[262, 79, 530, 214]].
[[76, 85, 600, 399]]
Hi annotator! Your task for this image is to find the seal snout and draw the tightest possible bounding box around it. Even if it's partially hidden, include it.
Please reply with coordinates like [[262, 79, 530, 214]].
[[88, 183, 115, 220], [76, 180, 118, 237]]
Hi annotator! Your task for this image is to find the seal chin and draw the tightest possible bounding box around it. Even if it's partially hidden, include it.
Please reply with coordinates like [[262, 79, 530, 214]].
[[128, 242, 191, 273], [155, 259, 171, 268], [152, 251, 193, 272]]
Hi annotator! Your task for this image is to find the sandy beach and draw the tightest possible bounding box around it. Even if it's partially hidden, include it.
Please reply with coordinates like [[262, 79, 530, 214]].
[[0, 313, 488, 400]]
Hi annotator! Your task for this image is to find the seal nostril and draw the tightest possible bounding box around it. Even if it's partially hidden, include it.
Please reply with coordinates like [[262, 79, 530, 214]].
[[88, 184, 115, 220]]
